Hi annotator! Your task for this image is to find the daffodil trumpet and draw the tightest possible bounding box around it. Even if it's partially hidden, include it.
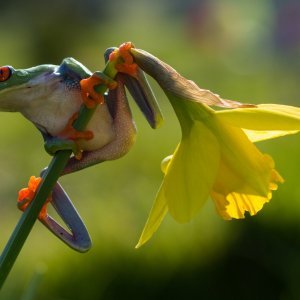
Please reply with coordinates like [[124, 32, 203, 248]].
[[130, 47, 300, 248]]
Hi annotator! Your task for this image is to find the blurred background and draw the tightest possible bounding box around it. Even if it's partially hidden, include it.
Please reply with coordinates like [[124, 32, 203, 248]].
[[0, 0, 299, 299]]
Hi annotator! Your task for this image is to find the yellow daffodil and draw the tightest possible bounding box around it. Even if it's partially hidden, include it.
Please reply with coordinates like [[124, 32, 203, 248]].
[[130, 48, 300, 248]]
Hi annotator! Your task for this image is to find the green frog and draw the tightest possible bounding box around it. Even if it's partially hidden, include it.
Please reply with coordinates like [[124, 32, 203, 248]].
[[0, 46, 163, 251]]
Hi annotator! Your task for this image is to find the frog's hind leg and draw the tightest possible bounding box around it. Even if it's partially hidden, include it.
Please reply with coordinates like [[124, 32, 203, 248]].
[[40, 181, 92, 252]]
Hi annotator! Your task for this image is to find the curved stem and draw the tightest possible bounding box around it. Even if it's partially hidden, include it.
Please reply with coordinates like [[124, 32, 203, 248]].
[[0, 59, 118, 289]]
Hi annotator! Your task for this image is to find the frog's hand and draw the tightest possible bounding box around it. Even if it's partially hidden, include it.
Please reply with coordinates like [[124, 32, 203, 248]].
[[40, 181, 92, 252]]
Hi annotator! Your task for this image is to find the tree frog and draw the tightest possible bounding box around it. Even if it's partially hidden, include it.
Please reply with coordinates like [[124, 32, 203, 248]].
[[0, 46, 163, 251]]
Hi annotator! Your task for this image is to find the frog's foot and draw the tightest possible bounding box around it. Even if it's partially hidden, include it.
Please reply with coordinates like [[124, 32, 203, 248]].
[[80, 73, 117, 109], [45, 112, 93, 160], [18, 176, 50, 220], [109, 42, 138, 78], [18, 176, 91, 252]]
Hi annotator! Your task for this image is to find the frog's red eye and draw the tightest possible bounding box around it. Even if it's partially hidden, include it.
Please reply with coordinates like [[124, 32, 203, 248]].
[[0, 67, 11, 82]]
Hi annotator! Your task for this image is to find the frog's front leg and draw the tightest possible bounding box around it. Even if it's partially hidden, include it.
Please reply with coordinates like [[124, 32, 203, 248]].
[[80, 72, 117, 108]]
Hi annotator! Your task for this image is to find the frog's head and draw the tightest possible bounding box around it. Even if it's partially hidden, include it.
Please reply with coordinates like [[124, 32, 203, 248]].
[[0, 64, 57, 112], [0, 58, 90, 113]]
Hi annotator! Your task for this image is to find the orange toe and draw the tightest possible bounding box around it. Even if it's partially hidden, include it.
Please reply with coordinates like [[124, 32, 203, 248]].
[[58, 112, 94, 141], [56, 112, 94, 160], [109, 42, 138, 78], [80, 75, 105, 109], [80, 74, 117, 109], [17, 176, 50, 220]]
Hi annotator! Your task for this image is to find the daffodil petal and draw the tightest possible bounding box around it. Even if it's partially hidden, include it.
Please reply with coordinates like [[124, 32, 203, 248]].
[[211, 161, 284, 220], [212, 114, 280, 197], [216, 104, 300, 132], [163, 121, 220, 223], [135, 185, 168, 248], [211, 191, 271, 220], [243, 129, 299, 143]]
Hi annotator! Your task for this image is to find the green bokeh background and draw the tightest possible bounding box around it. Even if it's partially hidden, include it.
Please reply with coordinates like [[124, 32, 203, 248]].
[[0, 0, 300, 299]]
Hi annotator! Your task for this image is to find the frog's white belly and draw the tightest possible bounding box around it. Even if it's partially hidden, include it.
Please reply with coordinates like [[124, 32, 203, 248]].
[[21, 83, 115, 151], [78, 104, 115, 151]]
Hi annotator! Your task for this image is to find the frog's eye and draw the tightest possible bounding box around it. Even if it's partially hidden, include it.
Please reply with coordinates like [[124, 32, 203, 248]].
[[0, 67, 11, 82]]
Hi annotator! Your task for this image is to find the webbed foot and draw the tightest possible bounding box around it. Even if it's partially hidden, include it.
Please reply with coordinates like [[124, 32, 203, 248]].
[[18, 176, 50, 219], [109, 42, 138, 78]]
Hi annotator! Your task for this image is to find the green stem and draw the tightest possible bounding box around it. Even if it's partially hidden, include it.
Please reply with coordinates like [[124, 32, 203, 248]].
[[0, 58, 118, 289]]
